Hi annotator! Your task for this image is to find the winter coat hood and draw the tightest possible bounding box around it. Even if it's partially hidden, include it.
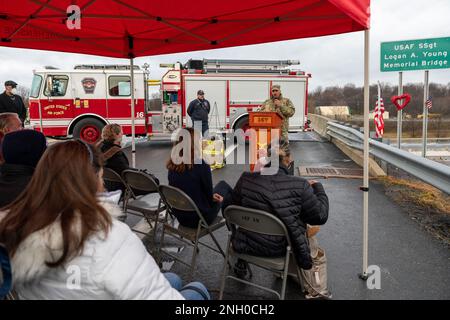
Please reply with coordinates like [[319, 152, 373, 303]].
[[0, 200, 122, 285]]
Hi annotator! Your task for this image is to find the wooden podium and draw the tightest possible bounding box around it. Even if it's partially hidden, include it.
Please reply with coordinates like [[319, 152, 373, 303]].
[[248, 111, 283, 171]]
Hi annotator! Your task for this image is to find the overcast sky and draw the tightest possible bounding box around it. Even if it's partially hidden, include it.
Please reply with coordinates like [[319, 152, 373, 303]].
[[0, 0, 449, 92]]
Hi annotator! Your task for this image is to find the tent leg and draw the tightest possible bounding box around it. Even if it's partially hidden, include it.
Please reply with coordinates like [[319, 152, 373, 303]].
[[130, 58, 136, 168], [359, 29, 370, 281]]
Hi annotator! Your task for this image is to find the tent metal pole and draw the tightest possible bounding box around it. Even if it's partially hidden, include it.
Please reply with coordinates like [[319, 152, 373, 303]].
[[359, 29, 370, 280], [130, 57, 136, 168]]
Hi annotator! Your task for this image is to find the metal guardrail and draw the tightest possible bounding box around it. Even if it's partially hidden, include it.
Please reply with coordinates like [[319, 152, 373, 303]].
[[326, 122, 450, 194]]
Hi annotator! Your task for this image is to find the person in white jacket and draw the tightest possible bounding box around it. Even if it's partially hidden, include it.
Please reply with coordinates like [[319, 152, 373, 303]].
[[0, 139, 209, 300]]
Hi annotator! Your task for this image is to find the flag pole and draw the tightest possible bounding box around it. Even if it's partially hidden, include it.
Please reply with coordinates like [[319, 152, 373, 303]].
[[359, 29, 370, 280], [377, 81, 381, 135], [397, 72, 403, 148], [421, 70, 429, 158]]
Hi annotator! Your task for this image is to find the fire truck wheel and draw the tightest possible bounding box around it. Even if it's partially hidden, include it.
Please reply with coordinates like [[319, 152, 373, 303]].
[[233, 116, 250, 144], [73, 118, 105, 144]]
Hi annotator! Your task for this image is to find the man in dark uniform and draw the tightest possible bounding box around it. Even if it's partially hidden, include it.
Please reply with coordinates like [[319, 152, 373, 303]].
[[187, 89, 210, 135], [0, 81, 27, 125]]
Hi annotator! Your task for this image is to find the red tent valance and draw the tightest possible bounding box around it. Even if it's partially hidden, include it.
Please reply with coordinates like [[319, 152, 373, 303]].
[[0, 0, 370, 58]]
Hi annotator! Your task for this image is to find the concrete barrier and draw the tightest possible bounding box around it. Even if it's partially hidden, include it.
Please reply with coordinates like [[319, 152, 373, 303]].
[[308, 113, 333, 138]]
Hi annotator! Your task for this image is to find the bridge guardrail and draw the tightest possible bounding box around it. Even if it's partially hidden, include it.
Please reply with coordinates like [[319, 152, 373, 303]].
[[326, 121, 450, 194]]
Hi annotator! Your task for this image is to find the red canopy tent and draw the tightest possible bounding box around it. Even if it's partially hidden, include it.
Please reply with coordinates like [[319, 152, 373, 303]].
[[0, 0, 371, 278], [0, 0, 369, 57]]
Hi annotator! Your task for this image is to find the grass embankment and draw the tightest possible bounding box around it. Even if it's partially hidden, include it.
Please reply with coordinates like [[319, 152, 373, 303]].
[[379, 176, 450, 246]]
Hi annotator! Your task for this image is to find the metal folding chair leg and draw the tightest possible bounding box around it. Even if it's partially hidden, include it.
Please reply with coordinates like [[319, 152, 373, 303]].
[[157, 222, 167, 266], [219, 235, 233, 300], [280, 249, 291, 300], [188, 226, 202, 282], [208, 231, 226, 258]]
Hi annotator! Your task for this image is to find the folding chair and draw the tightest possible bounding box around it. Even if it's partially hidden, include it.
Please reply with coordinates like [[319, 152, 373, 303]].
[[158, 185, 227, 281], [102, 167, 130, 210], [121, 170, 166, 245], [219, 205, 302, 300]]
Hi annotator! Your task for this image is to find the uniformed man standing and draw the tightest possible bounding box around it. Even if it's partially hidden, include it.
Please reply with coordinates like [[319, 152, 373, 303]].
[[187, 89, 210, 135], [260, 84, 295, 141], [0, 81, 27, 125]]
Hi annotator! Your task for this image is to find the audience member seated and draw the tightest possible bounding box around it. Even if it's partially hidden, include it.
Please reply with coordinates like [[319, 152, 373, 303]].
[[167, 127, 232, 228], [0, 140, 209, 300], [98, 123, 158, 194], [0, 113, 22, 164], [99, 123, 129, 175], [228, 138, 331, 299], [0, 130, 47, 208]]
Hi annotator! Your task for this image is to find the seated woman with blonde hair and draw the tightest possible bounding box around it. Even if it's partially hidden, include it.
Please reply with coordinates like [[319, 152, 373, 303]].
[[99, 123, 129, 175], [99, 124, 158, 193]]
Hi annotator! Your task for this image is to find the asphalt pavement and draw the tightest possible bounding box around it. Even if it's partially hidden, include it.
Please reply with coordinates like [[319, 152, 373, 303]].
[[123, 132, 450, 300]]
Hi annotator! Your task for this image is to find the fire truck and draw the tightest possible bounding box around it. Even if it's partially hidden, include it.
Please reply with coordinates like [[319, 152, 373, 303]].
[[29, 60, 310, 142], [29, 64, 148, 143], [154, 59, 310, 138]]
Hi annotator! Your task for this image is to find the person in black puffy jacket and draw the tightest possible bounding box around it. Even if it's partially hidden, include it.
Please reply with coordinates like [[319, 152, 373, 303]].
[[229, 138, 329, 270]]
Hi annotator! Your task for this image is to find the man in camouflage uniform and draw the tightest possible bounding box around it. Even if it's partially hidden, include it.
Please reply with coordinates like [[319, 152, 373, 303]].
[[260, 84, 295, 141]]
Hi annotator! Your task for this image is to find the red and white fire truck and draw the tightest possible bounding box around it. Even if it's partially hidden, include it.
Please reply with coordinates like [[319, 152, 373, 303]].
[[29, 64, 148, 143], [29, 60, 310, 142]]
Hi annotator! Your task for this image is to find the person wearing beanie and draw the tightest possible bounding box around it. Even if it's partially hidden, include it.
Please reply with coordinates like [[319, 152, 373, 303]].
[[0, 130, 47, 208], [0, 113, 22, 164]]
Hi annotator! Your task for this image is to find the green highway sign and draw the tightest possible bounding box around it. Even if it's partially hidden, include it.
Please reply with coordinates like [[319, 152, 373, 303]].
[[381, 37, 450, 72]]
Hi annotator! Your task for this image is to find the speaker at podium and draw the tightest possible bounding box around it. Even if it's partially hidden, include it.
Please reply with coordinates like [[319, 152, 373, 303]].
[[248, 111, 283, 172]]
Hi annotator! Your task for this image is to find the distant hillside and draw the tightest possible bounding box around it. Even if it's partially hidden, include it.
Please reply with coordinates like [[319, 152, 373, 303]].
[[308, 82, 450, 117]]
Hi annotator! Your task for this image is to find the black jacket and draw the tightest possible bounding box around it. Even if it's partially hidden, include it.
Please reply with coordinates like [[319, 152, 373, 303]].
[[187, 98, 210, 122], [99, 141, 129, 175], [0, 163, 34, 208], [168, 161, 217, 228], [0, 92, 27, 123], [230, 166, 329, 269]]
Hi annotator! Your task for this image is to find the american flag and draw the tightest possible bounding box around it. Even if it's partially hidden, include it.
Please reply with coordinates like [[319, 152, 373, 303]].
[[425, 96, 432, 109], [374, 97, 385, 138]]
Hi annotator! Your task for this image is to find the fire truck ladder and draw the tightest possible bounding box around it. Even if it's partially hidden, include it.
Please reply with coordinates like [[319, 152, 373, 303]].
[[74, 64, 140, 70], [208, 101, 221, 132]]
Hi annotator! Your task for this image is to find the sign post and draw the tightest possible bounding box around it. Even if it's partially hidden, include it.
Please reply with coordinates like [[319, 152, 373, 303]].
[[397, 72, 403, 149], [381, 37, 450, 156], [422, 71, 429, 157]]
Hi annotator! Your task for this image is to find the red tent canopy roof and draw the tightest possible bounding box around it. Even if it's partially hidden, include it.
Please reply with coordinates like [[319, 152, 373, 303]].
[[0, 0, 370, 58]]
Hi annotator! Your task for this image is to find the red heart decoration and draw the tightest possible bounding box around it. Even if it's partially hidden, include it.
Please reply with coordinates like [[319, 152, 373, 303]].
[[391, 93, 411, 111]]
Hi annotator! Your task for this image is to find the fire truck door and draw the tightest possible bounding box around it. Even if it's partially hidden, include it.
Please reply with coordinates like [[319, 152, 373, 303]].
[[41, 74, 74, 133], [71, 73, 107, 119]]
